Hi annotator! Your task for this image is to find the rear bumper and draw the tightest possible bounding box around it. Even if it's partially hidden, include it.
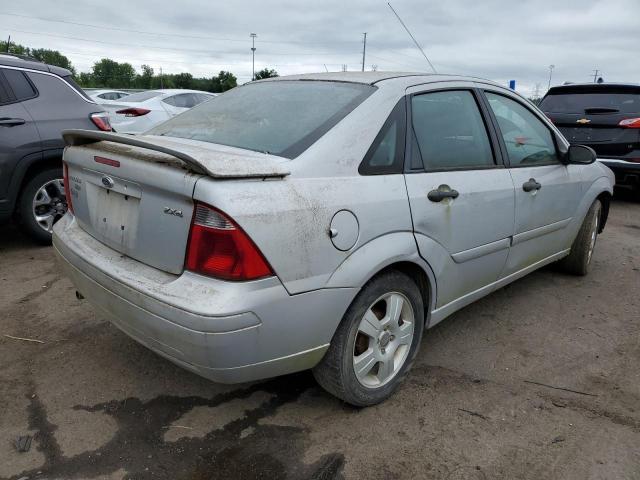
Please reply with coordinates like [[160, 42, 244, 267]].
[[598, 158, 640, 187], [53, 214, 356, 383]]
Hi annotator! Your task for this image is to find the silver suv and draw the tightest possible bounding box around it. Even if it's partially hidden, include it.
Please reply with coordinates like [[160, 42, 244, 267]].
[[53, 73, 614, 406]]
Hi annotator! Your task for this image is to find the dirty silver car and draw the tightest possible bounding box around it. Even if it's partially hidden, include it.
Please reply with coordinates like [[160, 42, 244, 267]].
[[53, 73, 614, 406]]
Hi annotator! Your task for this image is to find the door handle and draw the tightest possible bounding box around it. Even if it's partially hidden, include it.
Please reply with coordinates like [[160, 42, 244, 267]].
[[0, 117, 26, 127], [427, 185, 460, 202], [522, 178, 542, 192]]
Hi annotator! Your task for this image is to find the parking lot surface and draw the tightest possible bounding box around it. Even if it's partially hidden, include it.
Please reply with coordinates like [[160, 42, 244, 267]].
[[1, 195, 639, 480]]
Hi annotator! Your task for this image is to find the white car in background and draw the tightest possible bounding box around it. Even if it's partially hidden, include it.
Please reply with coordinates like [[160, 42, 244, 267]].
[[104, 89, 217, 134], [87, 89, 131, 102]]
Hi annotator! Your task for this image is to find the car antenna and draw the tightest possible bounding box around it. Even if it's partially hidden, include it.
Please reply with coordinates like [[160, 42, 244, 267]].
[[387, 2, 437, 73]]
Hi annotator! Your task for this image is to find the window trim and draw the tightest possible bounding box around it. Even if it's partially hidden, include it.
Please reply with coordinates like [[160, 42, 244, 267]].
[[404, 87, 506, 174], [480, 89, 564, 169], [358, 98, 407, 175], [0, 68, 39, 105]]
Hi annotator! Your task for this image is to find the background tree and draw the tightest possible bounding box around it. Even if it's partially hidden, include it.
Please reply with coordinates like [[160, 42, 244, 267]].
[[0, 41, 76, 74], [91, 59, 136, 88], [174, 72, 193, 89], [210, 71, 237, 92], [254, 68, 279, 80], [135, 64, 154, 89]]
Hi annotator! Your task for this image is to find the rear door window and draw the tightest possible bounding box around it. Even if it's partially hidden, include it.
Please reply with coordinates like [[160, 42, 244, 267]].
[[486, 92, 559, 167], [2, 69, 36, 101], [411, 90, 495, 170]]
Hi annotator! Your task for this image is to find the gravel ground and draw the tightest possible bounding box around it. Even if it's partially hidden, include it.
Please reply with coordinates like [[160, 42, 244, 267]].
[[1, 194, 638, 480]]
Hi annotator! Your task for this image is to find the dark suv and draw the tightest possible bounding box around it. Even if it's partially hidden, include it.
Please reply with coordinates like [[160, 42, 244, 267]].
[[540, 83, 640, 192], [0, 54, 111, 243]]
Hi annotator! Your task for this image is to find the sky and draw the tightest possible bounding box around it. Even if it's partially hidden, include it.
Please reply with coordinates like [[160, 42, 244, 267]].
[[1, 0, 639, 97]]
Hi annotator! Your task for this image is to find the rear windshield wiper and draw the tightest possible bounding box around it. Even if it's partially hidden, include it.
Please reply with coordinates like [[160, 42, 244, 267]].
[[584, 107, 620, 114]]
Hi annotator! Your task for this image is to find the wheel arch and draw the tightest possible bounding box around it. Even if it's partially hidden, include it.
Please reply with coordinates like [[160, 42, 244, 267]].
[[596, 190, 611, 233], [10, 149, 63, 217], [324, 231, 437, 324]]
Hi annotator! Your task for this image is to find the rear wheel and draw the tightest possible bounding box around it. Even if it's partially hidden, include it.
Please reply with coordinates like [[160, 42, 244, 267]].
[[313, 270, 424, 406], [17, 168, 67, 245], [558, 199, 601, 276]]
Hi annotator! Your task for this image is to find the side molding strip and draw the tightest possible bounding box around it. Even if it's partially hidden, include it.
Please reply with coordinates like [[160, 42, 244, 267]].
[[451, 237, 511, 264], [511, 218, 572, 246]]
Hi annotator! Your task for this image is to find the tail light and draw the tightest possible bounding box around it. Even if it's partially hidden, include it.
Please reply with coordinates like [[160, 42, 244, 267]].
[[90, 112, 112, 131], [116, 107, 150, 117], [619, 118, 640, 128], [63, 162, 74, 214], [185, 202, 273, 281]]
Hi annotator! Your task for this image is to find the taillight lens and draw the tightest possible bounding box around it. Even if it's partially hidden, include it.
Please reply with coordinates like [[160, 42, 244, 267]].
[[185, 203, 273, 281], [63, 162, 74, 214], [90, 112, 112, 131], [116, 107, 150, 117], [618, 118, 640, 128]]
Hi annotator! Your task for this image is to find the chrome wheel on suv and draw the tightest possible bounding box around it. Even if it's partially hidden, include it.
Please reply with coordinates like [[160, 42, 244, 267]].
[[32, 178, 67, 233], [18, 168, 67, 244]]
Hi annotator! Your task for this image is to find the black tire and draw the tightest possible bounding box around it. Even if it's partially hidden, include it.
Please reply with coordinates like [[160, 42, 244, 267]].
[[313, 270, 424, 407], [557, 199, 602, 276], [17, 168, 65, 245]]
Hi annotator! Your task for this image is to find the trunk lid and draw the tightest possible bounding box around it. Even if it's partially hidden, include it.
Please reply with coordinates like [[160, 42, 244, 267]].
[[62, 130, 289, 274]]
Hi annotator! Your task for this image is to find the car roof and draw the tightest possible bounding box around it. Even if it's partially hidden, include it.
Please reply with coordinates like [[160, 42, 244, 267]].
[[256, 71, 505, 89], [0, 53, 72, 77]]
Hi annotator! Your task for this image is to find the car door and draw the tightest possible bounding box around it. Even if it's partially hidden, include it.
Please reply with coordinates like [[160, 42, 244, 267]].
[[403, 84, 515, 310], [482, 89, 583, 277], [0, 68, 41, 210]]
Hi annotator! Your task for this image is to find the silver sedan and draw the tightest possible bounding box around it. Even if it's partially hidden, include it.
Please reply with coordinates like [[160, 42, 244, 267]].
[[53, 72, 614, 406]]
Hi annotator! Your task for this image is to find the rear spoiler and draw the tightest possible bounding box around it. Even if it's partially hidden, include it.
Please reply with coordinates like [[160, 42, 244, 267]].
[[62, 129, 290, 179]]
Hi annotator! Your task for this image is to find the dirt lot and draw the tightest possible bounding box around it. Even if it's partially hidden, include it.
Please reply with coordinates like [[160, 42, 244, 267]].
[[1, 194, 639, 480]]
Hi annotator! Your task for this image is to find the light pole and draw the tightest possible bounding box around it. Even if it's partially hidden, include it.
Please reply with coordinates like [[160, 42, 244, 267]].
[[250, 33, 257, 81], [547, 64, 555, 91]]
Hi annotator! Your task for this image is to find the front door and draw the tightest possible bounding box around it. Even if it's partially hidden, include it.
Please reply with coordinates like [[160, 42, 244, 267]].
[[482, 90, 583, 277], [404, 86, 515, 310]]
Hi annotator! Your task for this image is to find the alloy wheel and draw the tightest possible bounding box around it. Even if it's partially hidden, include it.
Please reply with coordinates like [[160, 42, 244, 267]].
[[352, 292, 415, 388], [32, 178, 67, 233]]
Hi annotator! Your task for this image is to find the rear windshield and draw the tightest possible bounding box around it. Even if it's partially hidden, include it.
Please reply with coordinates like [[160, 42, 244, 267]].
[[148, 81, 376, 158], [540, 88, 640, 114], [121, 91, 163, 102]]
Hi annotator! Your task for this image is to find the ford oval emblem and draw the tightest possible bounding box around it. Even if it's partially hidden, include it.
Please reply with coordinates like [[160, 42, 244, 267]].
[[101, 176, 114, 188]]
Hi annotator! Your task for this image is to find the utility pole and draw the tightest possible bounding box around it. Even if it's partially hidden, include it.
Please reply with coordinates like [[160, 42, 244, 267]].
[[250, 33, 257, 81], [159, 67, 163, 89], [6, 35, 10, 53], [361, 32, 367, 72], [547, 64, 555, 90], [592, 69, 600, 83]]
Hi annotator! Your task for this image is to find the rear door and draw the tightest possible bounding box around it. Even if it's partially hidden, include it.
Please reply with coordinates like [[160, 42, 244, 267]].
[[482, 89, 582, 276], [404, 84, 515, 308]]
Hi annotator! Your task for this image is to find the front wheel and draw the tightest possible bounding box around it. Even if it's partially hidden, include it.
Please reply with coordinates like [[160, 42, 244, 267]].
[[313, 270, 424, 406], [558, 199, 602, 276]]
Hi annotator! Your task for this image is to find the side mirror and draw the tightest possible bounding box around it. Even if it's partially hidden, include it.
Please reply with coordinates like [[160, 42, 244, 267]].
[[566, 144, 596, 165]]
